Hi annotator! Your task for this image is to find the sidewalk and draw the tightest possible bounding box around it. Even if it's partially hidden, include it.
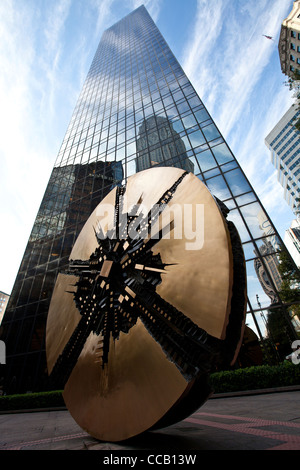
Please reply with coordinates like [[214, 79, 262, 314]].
[[0, 388, 299, 451]]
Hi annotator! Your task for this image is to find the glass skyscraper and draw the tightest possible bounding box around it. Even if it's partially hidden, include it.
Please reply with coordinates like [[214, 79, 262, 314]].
[[1, 5, 298, 394]]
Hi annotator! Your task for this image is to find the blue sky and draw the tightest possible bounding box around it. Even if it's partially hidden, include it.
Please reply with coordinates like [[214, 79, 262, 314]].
[[0, 0, 295, 295]]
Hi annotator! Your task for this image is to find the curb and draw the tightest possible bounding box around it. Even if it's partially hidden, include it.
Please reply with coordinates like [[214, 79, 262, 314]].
[[210, 384, 300, 398]]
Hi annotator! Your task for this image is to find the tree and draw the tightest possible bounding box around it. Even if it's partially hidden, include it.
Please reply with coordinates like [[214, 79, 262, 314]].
[[278, 245, 300, 287], [277, 246, 300, 337], [266, 308, 293, 359], [293, 197, 300, 220], [285, 69, 300, 103]]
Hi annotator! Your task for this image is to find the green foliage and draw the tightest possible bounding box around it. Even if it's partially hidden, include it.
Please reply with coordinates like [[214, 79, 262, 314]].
[[293, 197, 300, 217], [278, 246, 300, 285], [266, 309, 294, 357], [0, 364, 299, 410], [0, 390, 64, 411], [284, 70, 300, 135], [210, 362, 300, 394], [277, 246, 300, 324], [295, 118, 300, 134], [285, 69, 300, 106]]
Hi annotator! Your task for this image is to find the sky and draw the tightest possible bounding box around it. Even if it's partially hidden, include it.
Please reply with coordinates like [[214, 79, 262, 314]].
[[0, 0, 296, 295]]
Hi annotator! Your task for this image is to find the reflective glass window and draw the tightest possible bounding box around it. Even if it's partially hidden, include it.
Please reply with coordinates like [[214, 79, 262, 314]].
[[203, 167, 220, 179], [205, 174, 232, 201], [235, 192, 256, 206], [242, 241, 257, 261], [195, 149, 216, 172], [181, 135, 192, 151], [211, 143, 234, 165], [195, 108, 210, 124], [176, 100, 190, 114], [202, 123, 220, 142], [224, 168, 252, 196], [182, 114, 197, 130], [255, 236, 280, 253], [246, 260, 278, 310], [227, 208, 251, 242], [172, 119, 184, 133], [188, 129, 206, 148], [240, 203, 276, 240]]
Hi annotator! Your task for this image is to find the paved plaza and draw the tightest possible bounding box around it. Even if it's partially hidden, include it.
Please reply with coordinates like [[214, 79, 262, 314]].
[[0, 388, 299, 453]]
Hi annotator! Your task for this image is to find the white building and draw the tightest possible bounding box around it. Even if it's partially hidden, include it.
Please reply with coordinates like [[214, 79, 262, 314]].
[[265, 104, 300, 215], [279, 0, 300, 77]]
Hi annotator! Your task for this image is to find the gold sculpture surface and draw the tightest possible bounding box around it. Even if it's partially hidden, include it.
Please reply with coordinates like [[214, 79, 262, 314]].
[[46, 167, 246, 442]]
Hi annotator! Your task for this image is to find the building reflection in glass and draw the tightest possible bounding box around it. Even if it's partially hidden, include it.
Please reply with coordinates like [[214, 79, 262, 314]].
[[2, 160, 122, 392], [252, 209, 282, 305], [136, 115, 194, 173], [253, 240, 282, 305]]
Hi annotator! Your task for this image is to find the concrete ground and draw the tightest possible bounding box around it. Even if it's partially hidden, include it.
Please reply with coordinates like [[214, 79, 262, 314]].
[[0, 388, 299, 453]]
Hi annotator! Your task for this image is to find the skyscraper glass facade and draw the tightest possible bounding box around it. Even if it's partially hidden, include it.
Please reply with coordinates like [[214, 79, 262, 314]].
[[1, 5, 298, 393]]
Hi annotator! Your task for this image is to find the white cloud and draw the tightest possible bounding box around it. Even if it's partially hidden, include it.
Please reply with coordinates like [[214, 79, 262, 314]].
[[229, 82, 295, 234], [180, 0, 295, 240], [182, 0, 292, 135], [217, 1, 291, 137], [44, 0, 71, 52], [181, 0, 229, 104], [38, 0, 72, 117], [91, 0, 116, 37], [0, 1, 64, 293], [130, 0, 162, 22]]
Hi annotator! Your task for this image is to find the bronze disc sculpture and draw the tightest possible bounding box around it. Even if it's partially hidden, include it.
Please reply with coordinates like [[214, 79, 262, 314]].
[[46, 167, 246, 442]]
